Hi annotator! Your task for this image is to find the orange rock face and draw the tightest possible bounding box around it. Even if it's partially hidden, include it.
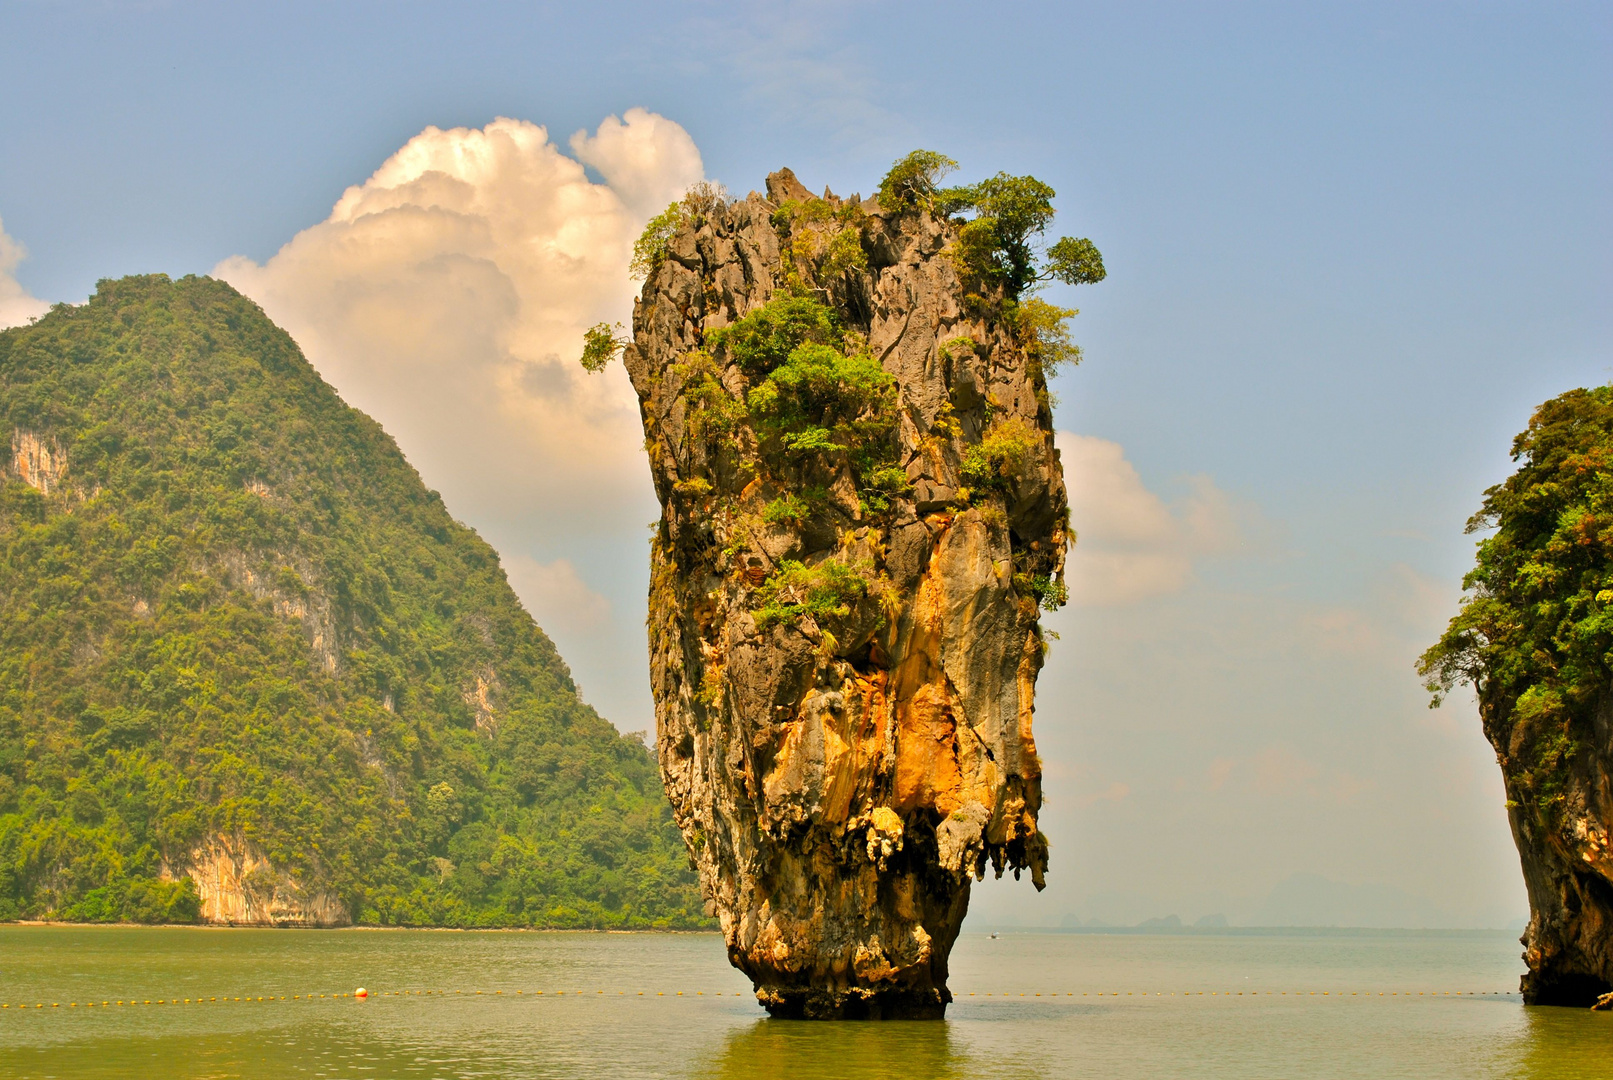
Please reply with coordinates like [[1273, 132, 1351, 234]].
[[623, 169, 1066, 1018]]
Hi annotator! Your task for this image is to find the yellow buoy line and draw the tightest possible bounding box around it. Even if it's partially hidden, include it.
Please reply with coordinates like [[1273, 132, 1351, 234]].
[[0, 988, 1518, 1012]]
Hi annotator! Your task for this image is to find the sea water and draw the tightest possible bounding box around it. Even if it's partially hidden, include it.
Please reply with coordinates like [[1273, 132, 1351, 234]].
[[0, 925, 1608, 1078]]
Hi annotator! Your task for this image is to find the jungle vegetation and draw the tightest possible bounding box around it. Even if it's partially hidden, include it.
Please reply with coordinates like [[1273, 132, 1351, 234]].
[[1419, 386, 1613, 830], [0, 275, 707, 927]]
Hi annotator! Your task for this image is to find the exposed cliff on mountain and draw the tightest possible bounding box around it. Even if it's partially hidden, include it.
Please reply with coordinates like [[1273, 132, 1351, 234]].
[[0, 275, 704, 928], [1421, 387, 1613, 1006], [606, 156, 1102, 1017]]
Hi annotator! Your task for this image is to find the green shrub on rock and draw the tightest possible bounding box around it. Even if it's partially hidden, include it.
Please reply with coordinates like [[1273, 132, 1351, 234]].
[[630, 181, 730, 280], [962, 416, 1042, 493], [753, 559, 872, 630], [708, 296, 842, 377], [876, 150, 958, 212]]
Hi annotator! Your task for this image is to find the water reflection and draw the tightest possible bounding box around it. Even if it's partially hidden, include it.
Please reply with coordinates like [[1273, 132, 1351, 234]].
[[698, 1019, 980, 1080], [1499, 1006, 1613, 1079]]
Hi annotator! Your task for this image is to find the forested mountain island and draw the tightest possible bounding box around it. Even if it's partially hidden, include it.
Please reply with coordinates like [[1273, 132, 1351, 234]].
[[0, 274, 706, 928]]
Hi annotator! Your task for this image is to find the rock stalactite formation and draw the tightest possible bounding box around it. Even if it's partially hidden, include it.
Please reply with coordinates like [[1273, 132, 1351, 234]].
[[623, 169, 1072, 1018]]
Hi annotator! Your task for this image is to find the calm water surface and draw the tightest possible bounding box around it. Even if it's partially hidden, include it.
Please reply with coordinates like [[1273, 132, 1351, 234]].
[[0, 926, 1608, 1078]]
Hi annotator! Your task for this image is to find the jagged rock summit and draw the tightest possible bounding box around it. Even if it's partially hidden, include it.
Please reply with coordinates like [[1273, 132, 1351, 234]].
[[624, 168, 1072, 1017]]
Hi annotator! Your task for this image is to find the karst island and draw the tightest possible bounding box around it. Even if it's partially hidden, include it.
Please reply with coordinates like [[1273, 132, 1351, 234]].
[[1421, 388, 1613, 1009], [582, 153, 1105, 1018]]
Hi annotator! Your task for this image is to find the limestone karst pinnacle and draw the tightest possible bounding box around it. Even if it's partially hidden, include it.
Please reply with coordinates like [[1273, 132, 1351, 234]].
[[1419, 386, 1613, 1008], [623, 167, 1071, 1018]]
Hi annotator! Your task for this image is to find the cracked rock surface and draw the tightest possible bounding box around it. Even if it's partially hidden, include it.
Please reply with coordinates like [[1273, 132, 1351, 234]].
[[623, 168, 1066, 1019]]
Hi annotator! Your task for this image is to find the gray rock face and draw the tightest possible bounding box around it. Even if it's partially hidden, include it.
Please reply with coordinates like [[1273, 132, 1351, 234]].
[[623, 168, 1067, 1018]]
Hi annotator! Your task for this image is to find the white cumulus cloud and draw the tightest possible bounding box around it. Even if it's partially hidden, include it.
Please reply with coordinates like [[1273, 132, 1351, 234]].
[[214, 111, 706, 553], [214, 110, 707, 731], [0, 217, 50, 330], [570, 108, 706, 218], [1058, 432, 1246, 606]]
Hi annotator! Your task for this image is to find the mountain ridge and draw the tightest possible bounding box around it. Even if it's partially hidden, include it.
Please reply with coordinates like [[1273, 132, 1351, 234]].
[[0, 273, 705, 928]]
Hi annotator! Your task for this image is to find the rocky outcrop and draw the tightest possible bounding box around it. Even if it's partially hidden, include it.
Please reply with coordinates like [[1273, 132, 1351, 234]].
[[1420, 386, 1613, 1007], [1419, 386, 1613, 1005], [164, 834, 349, 926], [212, 549, 342, 674], [11, 429, 66, 493], [1503, 690, 1613, 1005], [623, 169, 1068, 1018]]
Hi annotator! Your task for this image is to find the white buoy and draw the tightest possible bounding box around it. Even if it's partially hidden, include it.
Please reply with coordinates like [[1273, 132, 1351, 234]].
[[355, 987, 368, 998]]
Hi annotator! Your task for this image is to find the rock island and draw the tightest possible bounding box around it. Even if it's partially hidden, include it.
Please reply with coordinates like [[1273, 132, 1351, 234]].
[[600, 155, 1105, 1017]]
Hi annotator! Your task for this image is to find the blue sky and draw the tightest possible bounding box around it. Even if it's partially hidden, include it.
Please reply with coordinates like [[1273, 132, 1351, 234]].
[[2, 0, 1608, 925]]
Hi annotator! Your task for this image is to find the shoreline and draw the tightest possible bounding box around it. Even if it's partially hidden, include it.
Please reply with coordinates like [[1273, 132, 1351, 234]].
[[2, 921, 1517, 936], [4, 921, 721, 933]]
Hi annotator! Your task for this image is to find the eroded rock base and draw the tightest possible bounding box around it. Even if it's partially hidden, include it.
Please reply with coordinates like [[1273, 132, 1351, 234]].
[[1530, 972, 1613, 1008], [757, 985, 949, 1020], [1506, 724, 1613, 1006]]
